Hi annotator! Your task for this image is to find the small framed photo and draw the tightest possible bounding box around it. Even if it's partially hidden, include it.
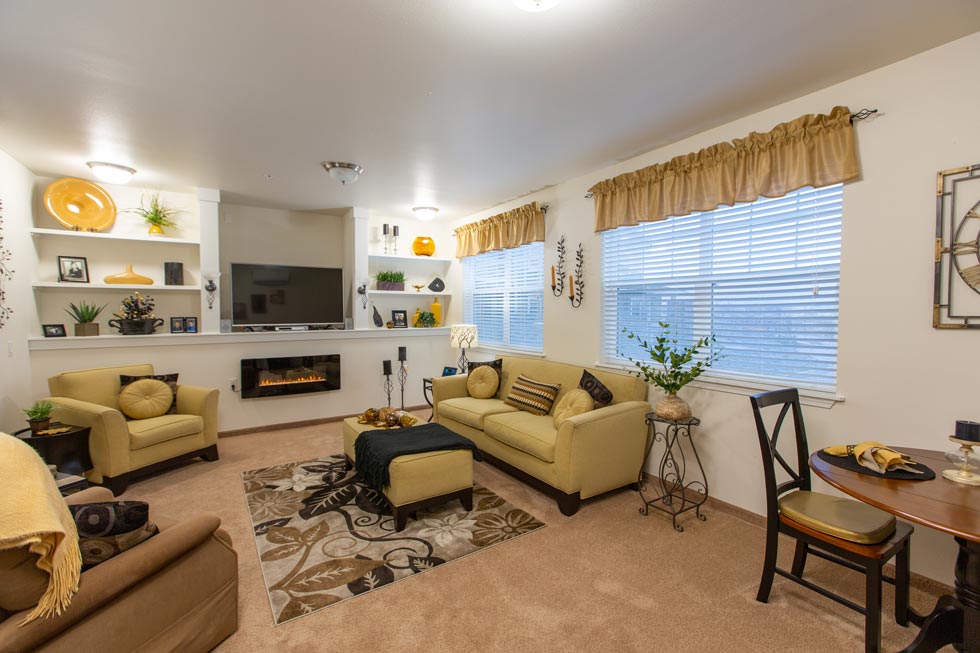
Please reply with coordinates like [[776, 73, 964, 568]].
[[442, 366, 458, 377], [42, 324, 67, 337], [184, 317, 198, 333], [391, 310, 408, 328], [170, 317, 185, 333], [58, 256, 89, 283]]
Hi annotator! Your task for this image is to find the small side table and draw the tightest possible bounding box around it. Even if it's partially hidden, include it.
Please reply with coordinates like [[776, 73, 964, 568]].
[[422, 377, 434, 422], [15, 423, 93, 477], [638, 413, 708, 532]]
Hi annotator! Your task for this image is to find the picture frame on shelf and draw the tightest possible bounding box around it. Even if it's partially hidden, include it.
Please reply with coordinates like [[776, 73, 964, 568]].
[[170, 317, 185, 333], [42, 324, 67, 337], [57, 256, 89, 283], [184, 317, 198, 333], [391, 310, 408, 328], [442, 366, 458, 377]]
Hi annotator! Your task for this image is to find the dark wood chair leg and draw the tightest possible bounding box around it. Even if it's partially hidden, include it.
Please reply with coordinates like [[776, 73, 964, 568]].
[[864, 563, 882, 653], [556, 492, 581, 516], [895, 541, 911, 627], [791, 541, 809, 578], [393, 506, 408, 532], [461, 487, 473, 511], [756, 525, 779, 603], [100, 474, 130, 496], [200, 444, 219, 462]]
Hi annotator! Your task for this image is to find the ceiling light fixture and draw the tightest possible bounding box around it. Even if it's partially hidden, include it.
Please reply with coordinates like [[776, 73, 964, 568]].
[[512, 0, 561, 12], [321, 161, 363, 185], [86, 161, 136, 185], [412, 206, 439, 221]]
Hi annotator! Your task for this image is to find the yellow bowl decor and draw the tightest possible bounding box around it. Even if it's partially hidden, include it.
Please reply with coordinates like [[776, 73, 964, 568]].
[[43, 178, 117, 232], [104, 264, 153, 285], [412, 236, 435, 257]]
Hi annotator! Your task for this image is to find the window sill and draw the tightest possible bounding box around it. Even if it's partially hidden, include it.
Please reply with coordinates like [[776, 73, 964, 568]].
[[471, 346, 546, 359], [592, 362, 844, 409]]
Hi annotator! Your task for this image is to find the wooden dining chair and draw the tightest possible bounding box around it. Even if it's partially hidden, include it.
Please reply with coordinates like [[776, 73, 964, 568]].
[[750, 388, 913, 653]]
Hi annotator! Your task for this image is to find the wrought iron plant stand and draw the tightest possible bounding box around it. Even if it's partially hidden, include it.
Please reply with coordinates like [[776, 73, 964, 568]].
[[638, 413, 708, 532]]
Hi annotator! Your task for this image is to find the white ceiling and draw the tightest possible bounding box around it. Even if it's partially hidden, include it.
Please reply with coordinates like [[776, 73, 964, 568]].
[[2, 1, 979, 220]]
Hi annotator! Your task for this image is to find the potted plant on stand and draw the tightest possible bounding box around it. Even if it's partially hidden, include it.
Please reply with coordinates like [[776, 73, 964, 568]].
[[622, 322, 721, 420], [128, 193, 182, 236], [23, 400, 55, 434], [65, 300, 107, 336], [108, 291, 163, 334]]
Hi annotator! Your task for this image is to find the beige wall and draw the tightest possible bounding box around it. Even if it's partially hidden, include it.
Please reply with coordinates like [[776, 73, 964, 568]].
[[452, 31, 980, 584]]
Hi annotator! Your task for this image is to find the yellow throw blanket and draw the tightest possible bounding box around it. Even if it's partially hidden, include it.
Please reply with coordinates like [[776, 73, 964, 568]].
[[0, 433, 81, 624], [824, 440, 923, 474]]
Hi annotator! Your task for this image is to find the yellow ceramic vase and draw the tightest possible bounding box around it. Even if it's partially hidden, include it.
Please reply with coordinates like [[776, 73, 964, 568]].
[[148, 224, 165, 236], [430, 297, 442, 327], [412, 236, 435, 257], [104, 264, 153, 285]]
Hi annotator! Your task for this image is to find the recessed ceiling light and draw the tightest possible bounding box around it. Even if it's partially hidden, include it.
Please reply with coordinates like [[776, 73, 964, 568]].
[[321, 161, 363, 185], [412, 206, 439, 221], [513, 0, 561, 12], [86, 161, 136, 184]]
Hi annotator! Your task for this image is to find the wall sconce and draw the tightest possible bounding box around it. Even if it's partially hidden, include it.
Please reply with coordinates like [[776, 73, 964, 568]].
[[203, 272, 219, 311]]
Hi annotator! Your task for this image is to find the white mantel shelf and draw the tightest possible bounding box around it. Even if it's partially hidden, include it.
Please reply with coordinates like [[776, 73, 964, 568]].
[[30, 228, 200, 246], [28, 327, 452, 351]]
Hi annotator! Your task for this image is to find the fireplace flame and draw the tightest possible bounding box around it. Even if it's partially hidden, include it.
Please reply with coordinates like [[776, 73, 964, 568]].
[[258, 374, 326, 387]]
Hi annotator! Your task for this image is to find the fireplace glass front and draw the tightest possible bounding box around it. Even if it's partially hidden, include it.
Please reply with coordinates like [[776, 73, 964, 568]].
[[241, 354, 340, 398]]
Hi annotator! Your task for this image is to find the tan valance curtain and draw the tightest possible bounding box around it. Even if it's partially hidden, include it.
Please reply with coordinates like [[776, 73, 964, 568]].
[[589, 106, 859, 233], [455, 201, 545, 258]]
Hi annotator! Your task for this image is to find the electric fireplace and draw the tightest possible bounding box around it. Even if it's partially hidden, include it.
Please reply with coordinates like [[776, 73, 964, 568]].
[[241, 354, 341, 398]]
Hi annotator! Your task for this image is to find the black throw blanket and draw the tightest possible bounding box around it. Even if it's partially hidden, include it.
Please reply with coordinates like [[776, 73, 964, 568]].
[[354, 423, 483, 491]]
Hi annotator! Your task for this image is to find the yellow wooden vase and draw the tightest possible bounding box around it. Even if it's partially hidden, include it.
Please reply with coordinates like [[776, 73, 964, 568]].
[[104, 264, 153, 285], [412, 236, 435, 257], [430, 297, 442, 327]]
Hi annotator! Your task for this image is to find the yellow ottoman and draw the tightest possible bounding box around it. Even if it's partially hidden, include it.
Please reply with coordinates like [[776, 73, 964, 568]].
[[342, 417, 474, 531]]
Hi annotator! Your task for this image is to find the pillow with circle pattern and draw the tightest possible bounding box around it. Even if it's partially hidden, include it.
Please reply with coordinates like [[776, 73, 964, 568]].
[[69, 501, 158, 569], [552, 388, 595, 428], [466, 365, 500, 399], [119, 373, 178, 417], [119, 379, 174, 419]]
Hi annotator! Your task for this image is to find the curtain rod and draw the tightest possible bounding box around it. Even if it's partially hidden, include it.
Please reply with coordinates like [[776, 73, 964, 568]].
[[582, 108, 879, 199]]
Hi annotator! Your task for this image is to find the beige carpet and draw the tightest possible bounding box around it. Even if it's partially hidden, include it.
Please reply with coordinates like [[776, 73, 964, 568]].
[[126, 417, 953, 652]]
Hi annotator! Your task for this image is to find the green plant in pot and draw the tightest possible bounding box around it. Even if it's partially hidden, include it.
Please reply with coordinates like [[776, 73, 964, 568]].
[[108, 291, 163, 335], [622, 322, 721, 420], [65, 300, 107, 337], [23, 400, 55, 434], [376, 270, 406, 291], [414, 311, 437, 328], [128, 192, 182, 236]]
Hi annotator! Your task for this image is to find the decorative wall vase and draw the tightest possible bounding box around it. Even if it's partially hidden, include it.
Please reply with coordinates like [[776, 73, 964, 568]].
[[108, 317, 164, 335], [43, 178, 117, 232], [74, 322, 99, 337], [104, 264, 153, 285], [412, 236, 435, 257], [654, 393, 692, 421]]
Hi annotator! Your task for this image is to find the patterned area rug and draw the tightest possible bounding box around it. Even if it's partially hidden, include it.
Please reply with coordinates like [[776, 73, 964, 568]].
[[242, 454, 545, 625]]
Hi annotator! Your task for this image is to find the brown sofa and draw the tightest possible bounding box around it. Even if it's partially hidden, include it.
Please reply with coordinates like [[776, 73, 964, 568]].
[[0, 486, 238, 652]]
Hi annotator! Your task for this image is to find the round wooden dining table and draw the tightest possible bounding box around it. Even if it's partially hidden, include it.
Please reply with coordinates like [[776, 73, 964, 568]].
[[811, 447, 980, 653]]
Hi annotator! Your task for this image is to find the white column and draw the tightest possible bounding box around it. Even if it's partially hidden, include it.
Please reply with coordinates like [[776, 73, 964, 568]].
[[346, 207, 371, 330], [197, 188, 221, 333]]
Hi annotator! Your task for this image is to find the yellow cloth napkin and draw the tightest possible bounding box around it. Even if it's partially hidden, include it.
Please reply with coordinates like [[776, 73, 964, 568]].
[[0, 433, 82, 623], [823, 440, 923, 475]]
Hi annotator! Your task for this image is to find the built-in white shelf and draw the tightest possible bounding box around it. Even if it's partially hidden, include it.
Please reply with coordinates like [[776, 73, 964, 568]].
[[366, 289, 452, 297], [30, 228, 200, 246], [33, 281, 200, 292], [368, 253, 453, 264]]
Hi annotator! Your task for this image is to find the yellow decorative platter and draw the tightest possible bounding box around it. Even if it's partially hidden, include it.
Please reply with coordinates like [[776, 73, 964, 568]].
[[43, 177, 117, 232]]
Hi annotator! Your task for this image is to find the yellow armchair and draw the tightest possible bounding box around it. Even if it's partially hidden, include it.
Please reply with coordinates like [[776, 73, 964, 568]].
[[46, 364, 219, 494]]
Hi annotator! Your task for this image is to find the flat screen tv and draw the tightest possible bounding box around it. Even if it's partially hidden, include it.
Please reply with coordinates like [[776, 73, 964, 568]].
[[231, 263, 344, 327]]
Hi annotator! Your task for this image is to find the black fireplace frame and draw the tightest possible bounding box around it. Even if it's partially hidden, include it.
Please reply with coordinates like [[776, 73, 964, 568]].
[[241, 354, 341, 399]]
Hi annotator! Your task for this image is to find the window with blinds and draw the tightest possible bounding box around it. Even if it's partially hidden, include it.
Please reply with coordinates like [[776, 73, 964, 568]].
[[463, 241, 544, 353], [601, 184, 842, 391]]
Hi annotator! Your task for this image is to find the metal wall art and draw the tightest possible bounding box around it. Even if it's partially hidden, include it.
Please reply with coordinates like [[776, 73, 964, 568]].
[[550, 236, 584, 307], [0, 199, 12, 330], [570, 243, 584, 308], [550, 235, 566, 297], [934, 163, 980, 329]]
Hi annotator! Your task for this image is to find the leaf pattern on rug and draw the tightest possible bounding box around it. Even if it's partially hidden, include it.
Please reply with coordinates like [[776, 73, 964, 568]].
[[241, 454, 545, 624]]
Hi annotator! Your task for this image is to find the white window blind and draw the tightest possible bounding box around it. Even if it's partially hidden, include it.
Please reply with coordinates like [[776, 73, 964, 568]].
[[463, 241, 544, 353], [601, 185, 842, 390]]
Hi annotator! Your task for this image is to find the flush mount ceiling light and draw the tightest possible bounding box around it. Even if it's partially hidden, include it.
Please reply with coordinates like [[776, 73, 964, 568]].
[[321, 161, 363, 185], [412, 206, 439, 221], [512, 0, 561, 12], [86, 161, 136, 185]]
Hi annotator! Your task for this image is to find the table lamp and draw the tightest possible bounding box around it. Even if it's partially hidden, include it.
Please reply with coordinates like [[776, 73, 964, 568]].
[[449, 324, 478, 372]]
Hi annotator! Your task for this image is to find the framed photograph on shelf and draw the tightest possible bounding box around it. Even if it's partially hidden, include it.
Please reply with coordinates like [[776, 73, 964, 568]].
[[184, 317, 198, 333], [57, 256, 89, 283], [42, 324, 67, 337], [442, 366, 458, 376], [391, 310, 408, 328], [170, 317, 185, 333]]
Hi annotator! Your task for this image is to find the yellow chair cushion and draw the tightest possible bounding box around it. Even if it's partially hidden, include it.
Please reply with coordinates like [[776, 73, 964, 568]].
[[467, 365, 500, 399], [778, 490, 896, 544], [118, 379, 173, 419], [484, 411, 558, 463], [437, 397, 518, 430], [127, 415, 203, 450], [552, 389, 595, 428]]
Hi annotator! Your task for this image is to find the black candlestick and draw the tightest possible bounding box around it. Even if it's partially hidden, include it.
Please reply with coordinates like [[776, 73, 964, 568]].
[[398, 346, 407, 362], [384, 374, 393, 407], [398, 361, 408, 410], [383, 359, 392, 375]]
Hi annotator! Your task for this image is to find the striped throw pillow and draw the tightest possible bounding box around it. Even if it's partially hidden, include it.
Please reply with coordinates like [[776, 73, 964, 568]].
[[504, 374, 561, 416]]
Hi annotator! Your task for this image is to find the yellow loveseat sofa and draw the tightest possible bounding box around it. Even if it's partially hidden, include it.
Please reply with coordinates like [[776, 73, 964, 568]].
[[46, 364, 219, 495], [433, 356, 651, 515]]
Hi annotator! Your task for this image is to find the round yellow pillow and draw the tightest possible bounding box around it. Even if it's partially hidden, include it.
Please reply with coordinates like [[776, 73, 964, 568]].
[[552, 388, 595, 428], [119, 379, 174, 419], [466, 365, 500, 399]]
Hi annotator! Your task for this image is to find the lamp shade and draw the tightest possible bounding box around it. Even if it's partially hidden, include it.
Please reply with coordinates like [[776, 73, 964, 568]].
[[449, 324, 478, 349]]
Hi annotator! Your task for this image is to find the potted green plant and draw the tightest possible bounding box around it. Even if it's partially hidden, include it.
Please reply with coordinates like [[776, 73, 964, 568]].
[[108, 291, 163, 334], [414, 311, 437, 328], [622, 322, 721, 420], [23, 400, 55, 434], [65, 300, 107, 336], [128, 193, 183, 236], [376, 270, 406, 291]]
